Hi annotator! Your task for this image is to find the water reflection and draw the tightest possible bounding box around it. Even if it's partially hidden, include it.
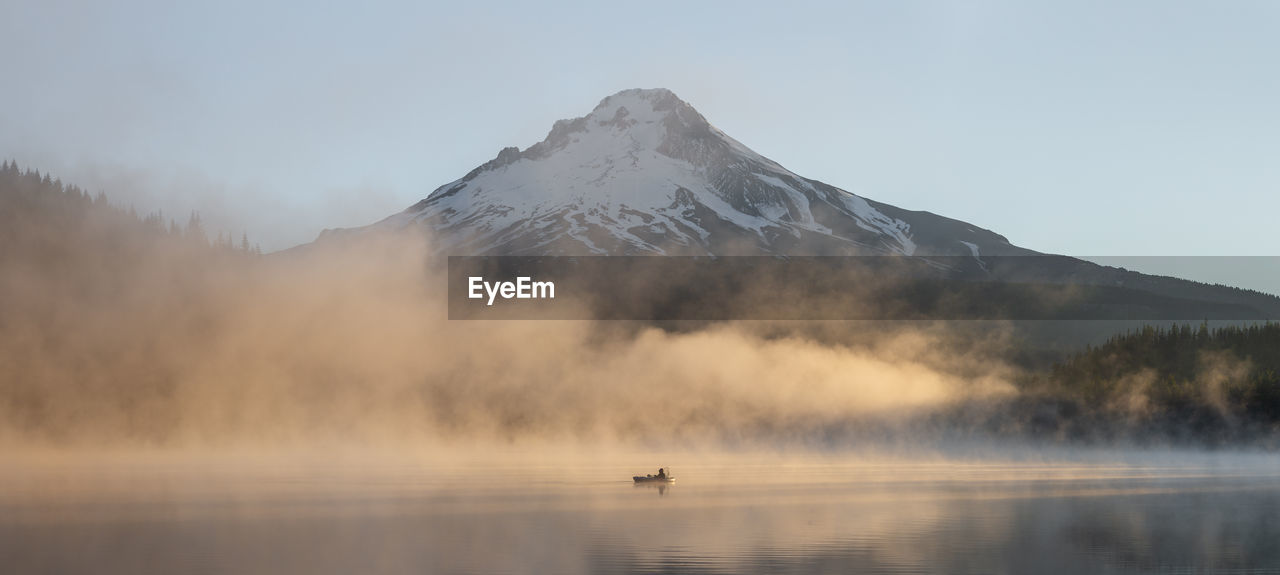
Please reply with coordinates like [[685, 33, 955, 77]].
[[634, 481, 670, 496], [2, 453, 1279, 574]]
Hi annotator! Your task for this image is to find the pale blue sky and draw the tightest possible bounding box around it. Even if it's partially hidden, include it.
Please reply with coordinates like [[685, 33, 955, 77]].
[[2, 0, 1277, 269]]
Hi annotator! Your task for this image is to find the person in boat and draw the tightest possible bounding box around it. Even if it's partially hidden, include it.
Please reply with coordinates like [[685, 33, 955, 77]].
[[657, 468, 666, 479]]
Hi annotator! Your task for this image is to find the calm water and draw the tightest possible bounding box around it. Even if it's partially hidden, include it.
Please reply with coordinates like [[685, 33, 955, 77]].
[[3, 451, 1280, 574]]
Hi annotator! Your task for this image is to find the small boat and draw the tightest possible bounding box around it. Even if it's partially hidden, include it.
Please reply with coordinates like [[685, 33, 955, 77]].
[[633, 474, 675, 484]]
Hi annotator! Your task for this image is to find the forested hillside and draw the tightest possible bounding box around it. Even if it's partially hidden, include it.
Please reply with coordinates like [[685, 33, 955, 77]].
[[5, 161, 1280, 448], [1000, 322, 1280, 445], [0, 161, 261, 442]]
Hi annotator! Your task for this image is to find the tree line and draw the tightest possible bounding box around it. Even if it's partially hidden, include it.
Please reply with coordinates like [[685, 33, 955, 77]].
[[0, 159, 261, 256], [1005, 322, 1280, 444]]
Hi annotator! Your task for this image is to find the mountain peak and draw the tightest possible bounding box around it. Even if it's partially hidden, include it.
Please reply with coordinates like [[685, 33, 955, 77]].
[[588, 88, 705, 127], [503, 87, 715, 168], [592, 87, 681, 109], [379, 89, 1030, 257]]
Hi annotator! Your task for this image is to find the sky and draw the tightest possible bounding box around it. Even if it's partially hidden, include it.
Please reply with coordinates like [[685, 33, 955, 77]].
[[2, 1, 1278, 267]]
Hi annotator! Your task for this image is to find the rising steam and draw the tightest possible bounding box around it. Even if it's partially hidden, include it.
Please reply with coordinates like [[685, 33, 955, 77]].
[[0, 222, 1018, 448]]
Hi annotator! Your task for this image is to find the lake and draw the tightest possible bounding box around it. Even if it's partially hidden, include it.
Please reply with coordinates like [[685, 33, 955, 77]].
[[3, 449, 1279, 574]]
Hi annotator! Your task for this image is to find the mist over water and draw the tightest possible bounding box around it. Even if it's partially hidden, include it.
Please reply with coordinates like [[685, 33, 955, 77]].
[[0, 223, 1027, 449], [7, 0, 1280, 568], [5, 187, 1280, 573], [4, 449, 1280, 574]]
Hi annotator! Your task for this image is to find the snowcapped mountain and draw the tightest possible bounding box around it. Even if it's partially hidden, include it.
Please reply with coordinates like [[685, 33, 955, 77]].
[[362, 88, 1035, 257], [302, 88, 1280, 320]]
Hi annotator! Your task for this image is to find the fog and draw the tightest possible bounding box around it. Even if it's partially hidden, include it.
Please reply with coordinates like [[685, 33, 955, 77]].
[[6, 206, 1280, 573], [0, 157, 407, 251], [0, 218, 1029, 450], [5, 164, 1274, 454]]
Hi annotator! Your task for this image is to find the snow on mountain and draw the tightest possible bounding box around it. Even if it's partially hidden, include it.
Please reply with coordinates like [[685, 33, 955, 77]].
[[362, 88, 1031, 257]]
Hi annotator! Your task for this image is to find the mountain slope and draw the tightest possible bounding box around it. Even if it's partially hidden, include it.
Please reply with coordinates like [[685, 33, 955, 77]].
[[318, 88, 1279, 319], [363, 88, 1031, 257]]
